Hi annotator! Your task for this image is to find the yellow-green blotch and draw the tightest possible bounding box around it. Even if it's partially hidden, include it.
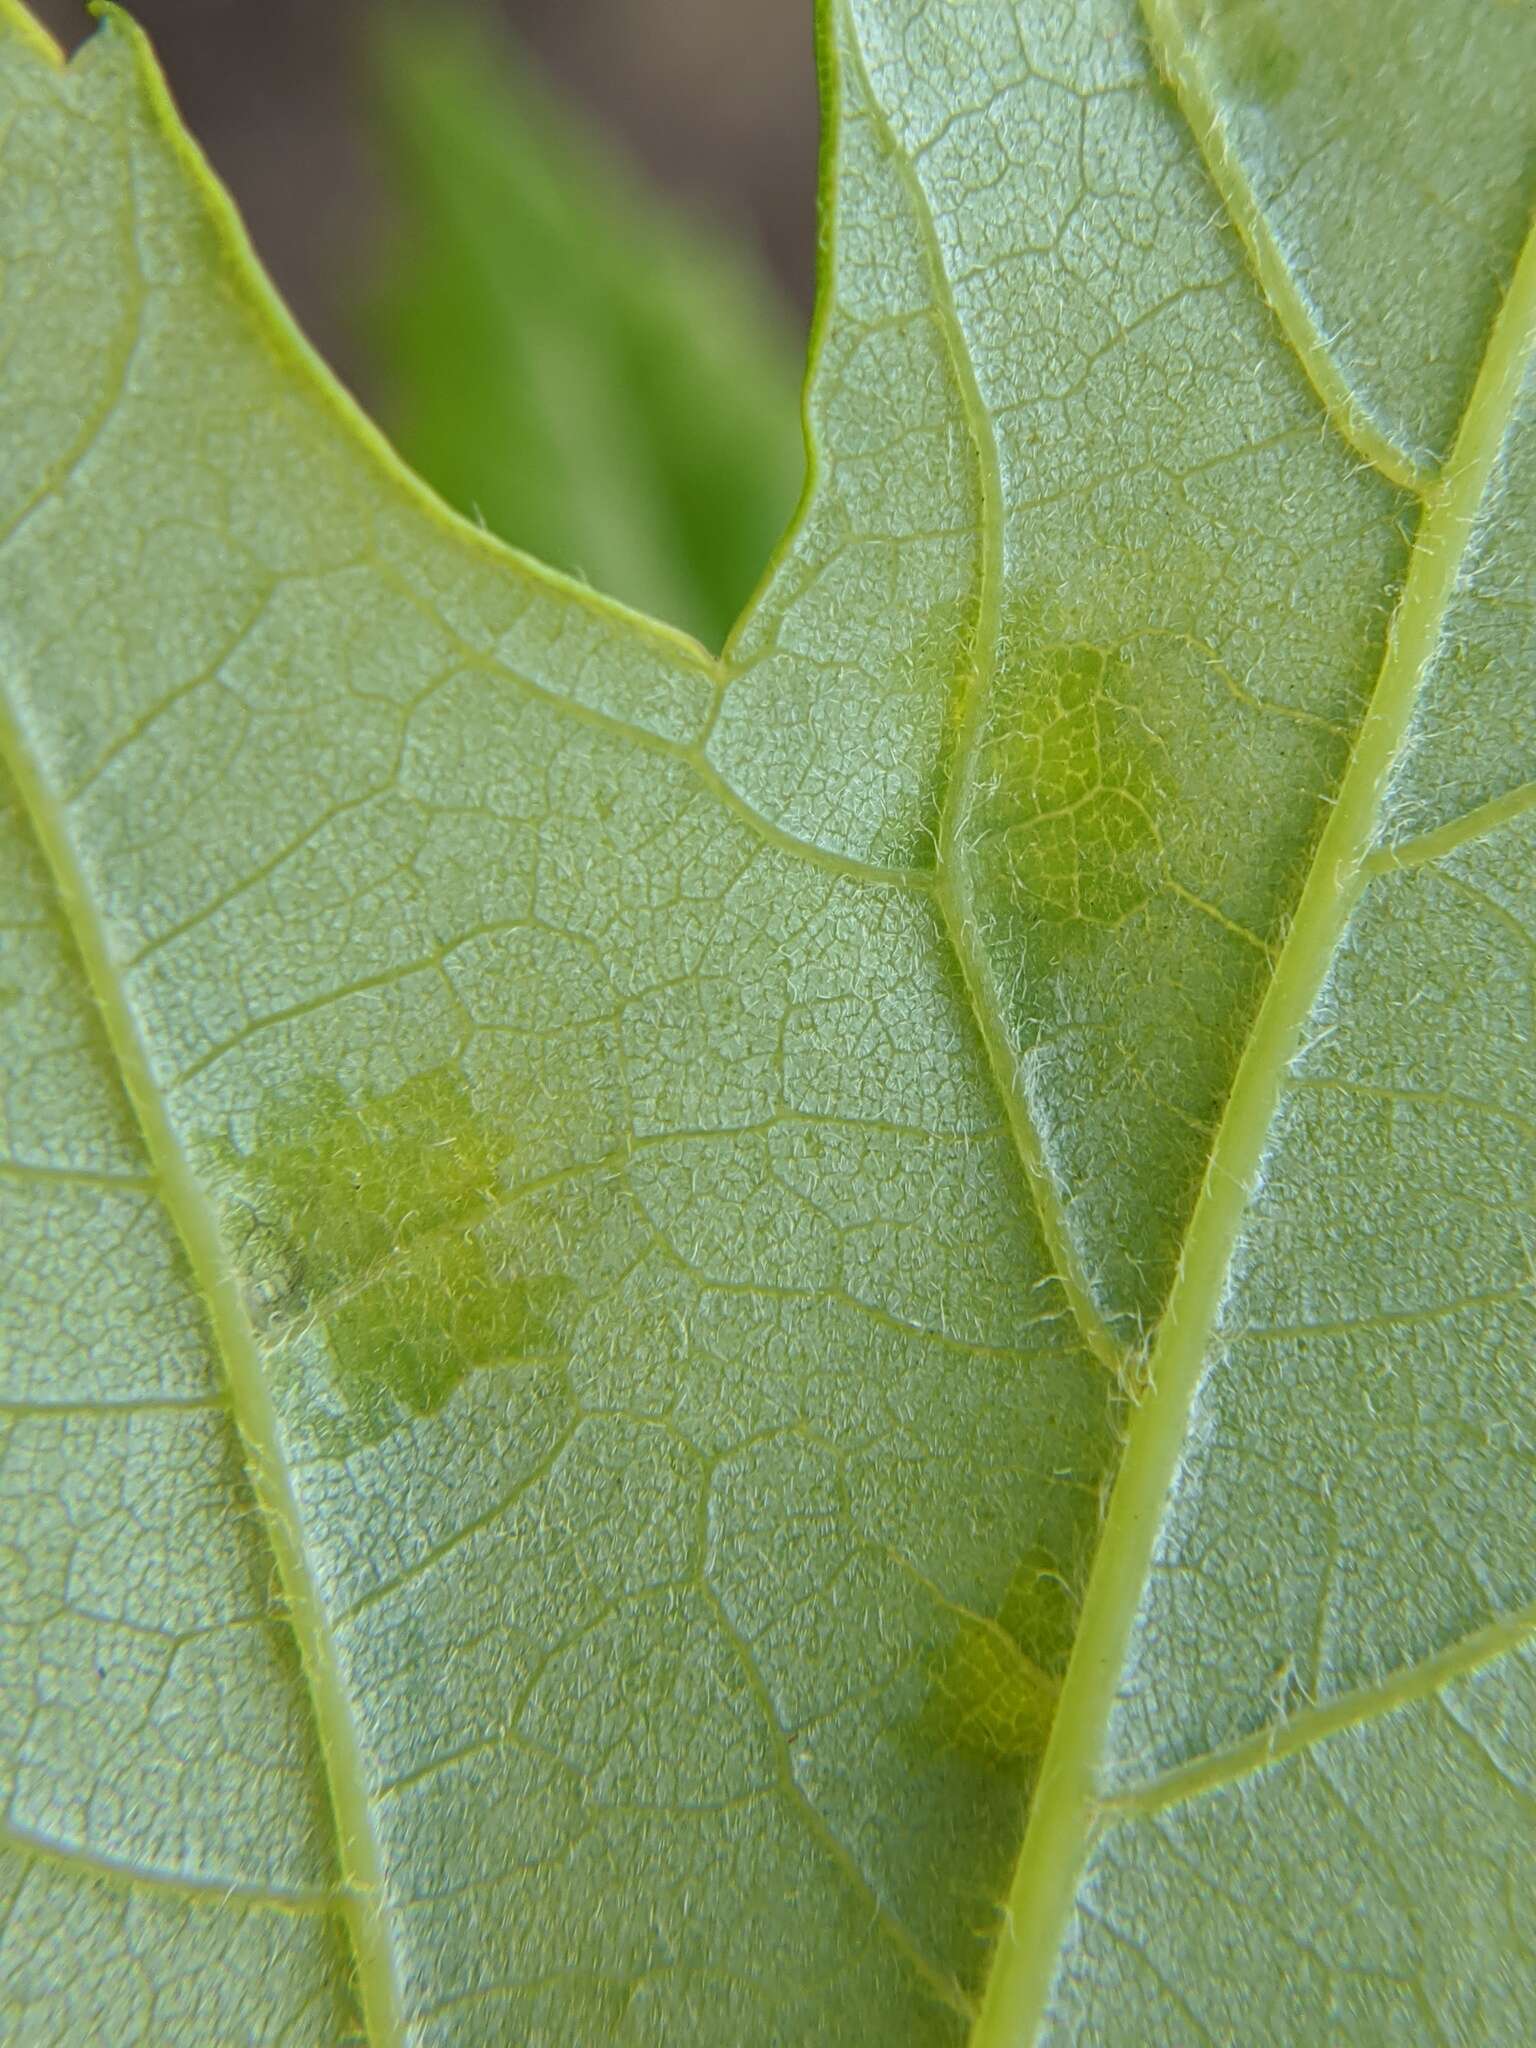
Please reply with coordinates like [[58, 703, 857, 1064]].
[[220, 1065, 566, 1438], [971, 635, 1166, 929], [921, 1550, 1080, 1769]]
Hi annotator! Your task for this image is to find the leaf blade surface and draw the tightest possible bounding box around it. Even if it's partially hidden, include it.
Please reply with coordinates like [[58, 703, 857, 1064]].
[[0, 1, 1533, 2043]]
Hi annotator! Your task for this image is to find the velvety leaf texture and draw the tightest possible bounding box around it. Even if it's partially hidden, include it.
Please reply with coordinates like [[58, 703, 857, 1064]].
[[0, 1, 1532, 2043]]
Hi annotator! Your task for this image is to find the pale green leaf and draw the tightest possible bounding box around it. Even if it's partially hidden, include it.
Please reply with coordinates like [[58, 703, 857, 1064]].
[[358, 12, 804, 650], [0, 2, 1532, 2044]]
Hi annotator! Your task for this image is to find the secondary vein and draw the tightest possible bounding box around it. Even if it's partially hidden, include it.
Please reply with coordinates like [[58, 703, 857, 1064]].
[[840, 3, 1126, 1386], [974, 199, 1536, 2048], [0, 699, 408, 2046], [1138, 0, 1432, 497], [1102, 1595, 1536, 1820], [1, 1817, 345, 1916], [1366, 778, 1536, 873]]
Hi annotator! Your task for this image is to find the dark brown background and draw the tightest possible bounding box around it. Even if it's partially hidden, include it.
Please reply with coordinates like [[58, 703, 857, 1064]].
[[26, 0, 817, 386]]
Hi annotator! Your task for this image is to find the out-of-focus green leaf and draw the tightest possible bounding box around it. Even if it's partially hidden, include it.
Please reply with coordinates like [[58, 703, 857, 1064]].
[[360, 11, 804, 649]]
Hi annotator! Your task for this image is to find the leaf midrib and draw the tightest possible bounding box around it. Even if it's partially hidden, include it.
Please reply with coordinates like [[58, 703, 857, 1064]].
[[974, 182, 1536, 2048], [822, 12, 1536, 2036], [0, 698, 407, 2045]]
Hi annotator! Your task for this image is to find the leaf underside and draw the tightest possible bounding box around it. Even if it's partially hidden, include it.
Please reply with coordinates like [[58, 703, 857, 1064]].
[[0, 2, 1533, 2044]]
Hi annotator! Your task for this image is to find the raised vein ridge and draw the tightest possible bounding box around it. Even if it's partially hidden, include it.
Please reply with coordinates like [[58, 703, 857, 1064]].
[[840, 3, 1126, 1386], [1367, 778, 1536, 873], [974, 199, 1536, 2048], [1, 1818, 343, 1915], [0, 693, 406, 2043], [1103, 1595, 1536, 1819], [1138, 0, 1432, 496]]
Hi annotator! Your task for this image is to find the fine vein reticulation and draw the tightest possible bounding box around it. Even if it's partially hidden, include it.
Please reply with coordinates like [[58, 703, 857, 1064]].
[[2, 0, 1534, 2042]]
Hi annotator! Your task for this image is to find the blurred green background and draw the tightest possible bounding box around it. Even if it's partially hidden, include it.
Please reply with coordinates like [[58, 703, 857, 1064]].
[[25, 0, 816, 647]]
